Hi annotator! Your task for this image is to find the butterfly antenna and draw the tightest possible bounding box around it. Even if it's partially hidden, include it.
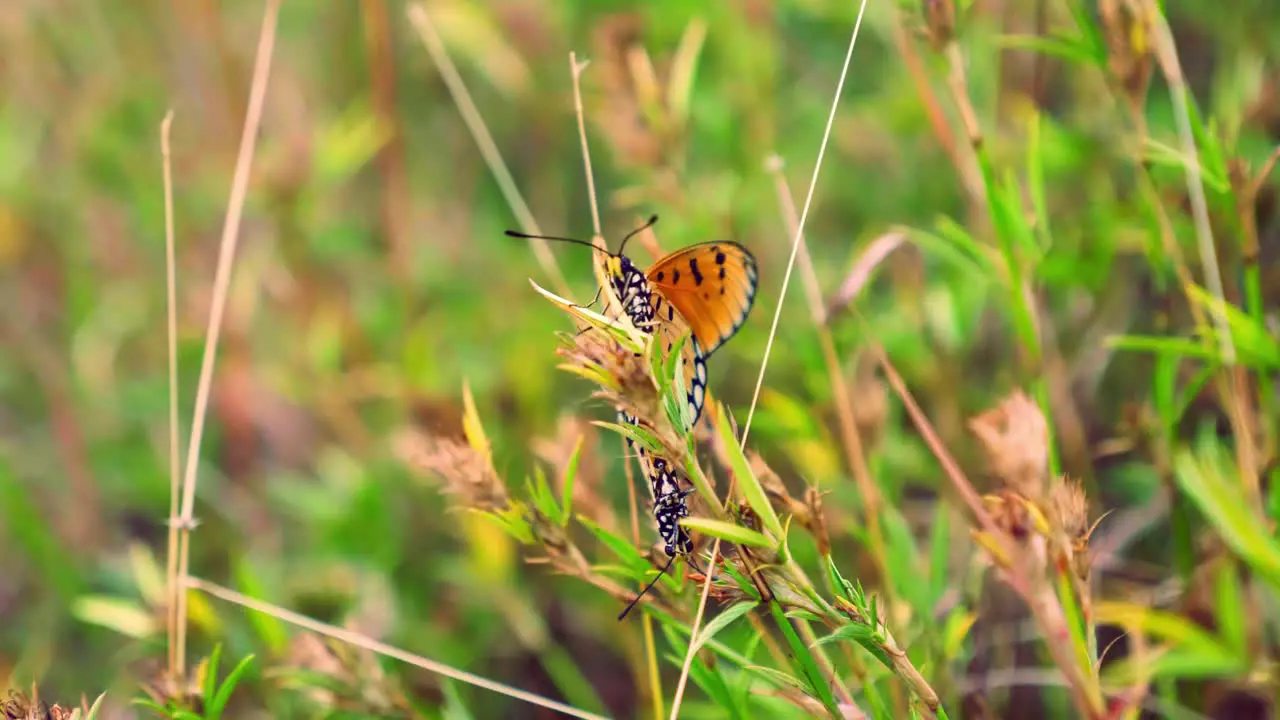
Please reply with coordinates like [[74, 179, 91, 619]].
[[618, 553, 677, 621], [617, 214, 659, 256], [504, 229, 605, 254]]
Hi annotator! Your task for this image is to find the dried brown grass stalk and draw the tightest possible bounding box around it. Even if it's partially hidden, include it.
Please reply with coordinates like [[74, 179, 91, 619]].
[[170, 0, 282, 680]]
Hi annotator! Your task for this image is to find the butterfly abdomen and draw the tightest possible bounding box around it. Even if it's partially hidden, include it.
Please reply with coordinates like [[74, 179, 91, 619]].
[[648, 457, 695, 557]]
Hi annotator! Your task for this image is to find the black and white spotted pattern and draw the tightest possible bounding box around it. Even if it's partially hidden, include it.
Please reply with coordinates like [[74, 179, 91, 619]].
[[608, 256, 700, 559], [608, 255, 710, 430]]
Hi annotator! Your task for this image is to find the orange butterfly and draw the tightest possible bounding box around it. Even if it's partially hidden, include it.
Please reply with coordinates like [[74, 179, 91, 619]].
[[508, 215, 758, 429]]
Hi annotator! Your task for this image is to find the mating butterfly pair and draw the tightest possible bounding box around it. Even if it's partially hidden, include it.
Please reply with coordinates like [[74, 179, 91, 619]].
[[509, 216, 758, 618]]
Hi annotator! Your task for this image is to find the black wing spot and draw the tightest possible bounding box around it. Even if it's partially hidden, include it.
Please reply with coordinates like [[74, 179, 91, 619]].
[[718, 266, 726, 280], [667, 306, 675, 320], [715, 251, 727, 265], [720, 287, 726, 295], [655, 271, 665, 281], [689, 258, 704, 285]]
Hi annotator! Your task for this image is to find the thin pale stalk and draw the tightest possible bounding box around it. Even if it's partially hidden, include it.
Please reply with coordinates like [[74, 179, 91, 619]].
[[160, 110, 180, 677], [571, 52, 603, 239], [669, 4, 870, 716], [174, 0, 280, 677], [406, 3, 572, 296], [768, 160, 896, 612], [187, 578, 609, 720], [1151, 8, 1260, 509]]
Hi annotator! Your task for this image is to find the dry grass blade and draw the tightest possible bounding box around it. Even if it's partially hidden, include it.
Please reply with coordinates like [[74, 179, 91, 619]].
[[160, 109, 180, 677], [1149, 7, 1261, 511], [172, 0, 281, 677], [822, 230, 908, 324], [406, 3, 572, 296], [186, 577, 610, 720], [668, 2, 870, 717]]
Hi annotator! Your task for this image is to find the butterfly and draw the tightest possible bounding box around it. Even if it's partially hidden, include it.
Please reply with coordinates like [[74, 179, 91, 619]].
[[507, 215, 759, 431], [509, 216, 758, 618]]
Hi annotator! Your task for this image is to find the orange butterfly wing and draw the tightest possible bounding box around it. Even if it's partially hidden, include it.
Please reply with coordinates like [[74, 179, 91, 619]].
[[644, 242, 758, 358]]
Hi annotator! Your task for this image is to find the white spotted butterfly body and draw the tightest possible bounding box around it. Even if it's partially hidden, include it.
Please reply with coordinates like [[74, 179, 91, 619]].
[[602, 242, 758, 560]]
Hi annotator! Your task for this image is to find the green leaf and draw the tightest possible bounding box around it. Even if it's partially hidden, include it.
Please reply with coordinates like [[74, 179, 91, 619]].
[[1186, 284, 1280, 368], [929, 216, 997, 274], [742, 665, 811, 693], [524, 465, 563, 527], [81, 693, 108, 720], [1025, 109, 1053, 252], [479, 505, 535, 545], [714, 403, 785, 540], [591, 420, 666, 457], [1106, 333, 1217, 361], [717, 560, 763, 600], [996, 33, 1099, 65], [692, 601, 758, 654], [576, 515, 649, 573], [1214, 561, 1247, 657], [207, 653, 256, 720], [233, 560, 289, 656], [129, 698, 170, 717], [769, 600, 840, 717], [882, 504, 928, 612], [680, 517, 774, 548], [1173, 446, 1280, 592], [826, 555, 857, 602], [815, 624, 895, 669], [1141, 137, 1230, 193], [1063, 1, 1108, 65], [687, 659, 748, 720], [559, 433, 584, 526], [202, 643, 223, 709]]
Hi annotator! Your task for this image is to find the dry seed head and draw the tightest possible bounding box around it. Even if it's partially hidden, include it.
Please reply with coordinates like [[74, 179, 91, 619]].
[[1099, 0, 1155, 106], [394, 431, 509, 512], [558, 328, 662, 422], [968, 390, 1050, 500], [922, 0, 955, 50], [1046, 477, 1089, 540], [2, 690, 82, 720]]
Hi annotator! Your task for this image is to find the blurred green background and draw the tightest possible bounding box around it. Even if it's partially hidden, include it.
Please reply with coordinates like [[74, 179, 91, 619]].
[[2, 0, 1279, 718]]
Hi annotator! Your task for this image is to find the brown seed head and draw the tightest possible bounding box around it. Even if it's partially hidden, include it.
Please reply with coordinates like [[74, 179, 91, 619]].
[[395, 430, 509, 512], [1099, 0, 1154, 106], [968, 390, 1050, 500], [1047, 477, 1089, 540]]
